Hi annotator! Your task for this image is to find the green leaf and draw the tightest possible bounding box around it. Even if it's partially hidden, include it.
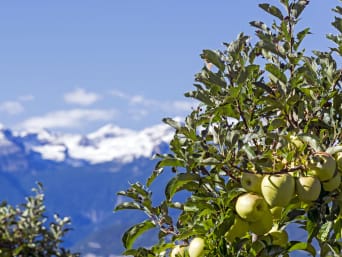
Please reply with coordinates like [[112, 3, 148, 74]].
[[326, 145, 342, 155], [265, 63, 287, 87], [318, 221, 333, 241], [249, 21, 271, 33], [259, 4, 284, 20], [287, 241, 316, 256], [291, 0, 310, 19], [253, 81, 275, 96], [163, 118, 181, 130], [201, 49, 225, 72], [165, 173, 200, 200], [146, 167, 163, 187], [122, 220, 156, 249], [295, 28, 311, 50], [155, 155, 185, 169], [332, 17, 342, 33], [269, 118, 286, 131], [114, 202, 143, 212], [298, 134, 323, 152], [242, 145, 256, 160]]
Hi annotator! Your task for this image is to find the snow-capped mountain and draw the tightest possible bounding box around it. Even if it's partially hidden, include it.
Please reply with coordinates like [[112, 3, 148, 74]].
[[0, 123, 174, 171], [0, 123, 176, 256]]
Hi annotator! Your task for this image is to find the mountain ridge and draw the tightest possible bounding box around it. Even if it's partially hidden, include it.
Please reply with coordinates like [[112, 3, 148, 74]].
[[0, 123, 174, 172]]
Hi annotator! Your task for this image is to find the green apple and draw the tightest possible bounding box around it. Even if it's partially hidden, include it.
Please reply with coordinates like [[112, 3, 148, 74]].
[[295, 176, 321, 202], [225, 216, 249, 242], [235, 193, 270, 222], [270, 206, 283, 220], [188, 237, 204, 257], [261, 174, 295, 207], [323, 172, 341, 191], [171, 245, 186, 257], [308, 152, 336, 181], [268, 228, 288, 247], [249, 208, 273, 235], [241, 172, 263, 194]]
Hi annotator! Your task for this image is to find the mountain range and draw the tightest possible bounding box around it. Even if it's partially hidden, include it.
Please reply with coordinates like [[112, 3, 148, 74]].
[[0, 123, 175, 256]]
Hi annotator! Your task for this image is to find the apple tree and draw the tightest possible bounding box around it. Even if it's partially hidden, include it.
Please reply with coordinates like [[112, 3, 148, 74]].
[[115, 0, 342, 256], [0, 183, 79, 257]]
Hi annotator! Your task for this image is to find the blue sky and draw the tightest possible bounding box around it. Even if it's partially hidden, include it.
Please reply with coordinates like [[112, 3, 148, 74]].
[[0, 1, 338, 133]]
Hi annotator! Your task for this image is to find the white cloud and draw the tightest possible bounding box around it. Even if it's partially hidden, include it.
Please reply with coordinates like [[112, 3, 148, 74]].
[[19, 109, 117, 130], [110, 89, 196, 111], [110, 90, 153, 106], [0, 101, 24, 115], [64, 88, 100, 106]]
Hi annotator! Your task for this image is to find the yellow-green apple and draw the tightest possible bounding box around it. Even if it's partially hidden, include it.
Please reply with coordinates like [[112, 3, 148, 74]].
[[235, 193, 270, 222], [323, 172, 341, 191], [171, 245, 186, 257], [249, 208, 273, 235], [295, 176, 321, 202], [268, 227, 288, 247], [225, 216, 249, 242], [270, 206, 283, 220], [241, 172, 262, 194], [308, 152, 336, 181], [188, 237, 204, 257], [261, 174, 295, 207]]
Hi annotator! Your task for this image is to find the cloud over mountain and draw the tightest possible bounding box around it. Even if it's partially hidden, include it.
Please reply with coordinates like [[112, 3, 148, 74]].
[[19, 109, 117, 130], [64, 88, 101, 106]]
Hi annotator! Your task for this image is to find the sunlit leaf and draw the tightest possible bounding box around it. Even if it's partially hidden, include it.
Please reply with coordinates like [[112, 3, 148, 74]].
[[122, 220, 156, 249]]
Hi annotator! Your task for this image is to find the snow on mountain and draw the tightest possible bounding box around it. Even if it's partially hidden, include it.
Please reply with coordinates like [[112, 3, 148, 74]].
[[13, 123, 174, 165]]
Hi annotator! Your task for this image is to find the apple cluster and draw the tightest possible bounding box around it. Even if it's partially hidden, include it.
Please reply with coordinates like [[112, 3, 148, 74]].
[[228, 151, 342, 244], [170, 237, 205, 257]]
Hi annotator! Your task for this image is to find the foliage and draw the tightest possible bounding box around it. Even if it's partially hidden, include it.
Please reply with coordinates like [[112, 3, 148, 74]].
[[0, 183, 79, 257], [115, 0, 342, 256]]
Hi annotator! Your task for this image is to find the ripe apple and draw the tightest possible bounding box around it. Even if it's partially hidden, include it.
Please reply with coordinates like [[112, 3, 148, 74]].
[[261, 174, 295, 207], [171, 245, 186, 257], [225, 216, 249, 242], [308, 152, 336, 181], [188, 237, 204, 257], [295, 176, 321, 202], [235, 193, 270, 222], [323, 172, 341, 191], [241, 172, 263, 194], [249, 208, 273, 235], [268, 228, 288, 247]]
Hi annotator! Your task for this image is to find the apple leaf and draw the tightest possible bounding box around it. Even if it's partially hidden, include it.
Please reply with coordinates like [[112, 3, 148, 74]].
[[317, 221, 333, 241], [165, 173, 200, 200], [200, 49, 225, 72], [298, 134, 323, 152], [326, 145, 342, 155], [259, 3, 284, 20], [122, 220, 156, 249], [287, 241, 316, 256], [114, 202, 143, 212]]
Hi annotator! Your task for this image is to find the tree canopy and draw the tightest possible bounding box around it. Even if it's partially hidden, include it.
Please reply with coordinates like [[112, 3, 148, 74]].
[[116, 1, 342, 256]]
